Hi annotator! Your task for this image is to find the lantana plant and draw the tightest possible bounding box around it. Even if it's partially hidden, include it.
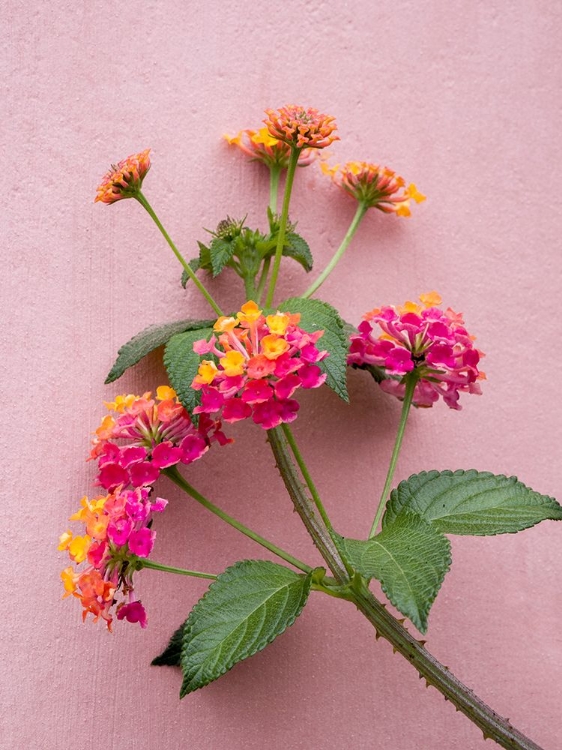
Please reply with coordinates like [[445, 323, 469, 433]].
[[62, 105, 560, 750]]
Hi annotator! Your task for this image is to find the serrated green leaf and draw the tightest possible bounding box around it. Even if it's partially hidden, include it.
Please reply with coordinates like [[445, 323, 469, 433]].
[[384, 470, 562, 536], [337, 513, 451, 633], [209, 237, 236, 277], [152, 622, 184, 667], [180, 258, 202, 288], [279, 297, 349, 402], [164, 327, 213, 415], [105, 318, 215, 384], [180, 560, 312, 696], [283, 233, 313, 272]]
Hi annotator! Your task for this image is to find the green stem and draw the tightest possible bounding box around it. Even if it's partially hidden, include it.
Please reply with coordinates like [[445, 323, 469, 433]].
[[269, 165, 282, 213], [265, 148, 300, 307], [256, 256, 271, 304], [164, 465, 311, 574], [139, 559, 217, 580], [280, 424, 334, 534], [135, 191, 223, 317], [303, 201, 368, 299], [369, 372, 417, 538]]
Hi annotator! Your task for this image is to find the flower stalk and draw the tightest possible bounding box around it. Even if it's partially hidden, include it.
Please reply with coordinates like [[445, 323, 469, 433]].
[[265, 147, 300, 307], [135, 191, 224, 317], [164, 465, 311, 574], [369, 371, 418, 538], [303, 200, 368, 298]]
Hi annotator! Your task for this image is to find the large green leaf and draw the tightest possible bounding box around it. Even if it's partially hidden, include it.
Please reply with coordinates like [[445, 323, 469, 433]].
[[279, 297, 349, 402], [384, 470, 562, 536], [180, 560, 312, 696], [105, 318, 215, 384], [164, 327, 214, 415], [337, 513, 451, 633], [152, 622, 184, 667], [283, 233, 313, 272]]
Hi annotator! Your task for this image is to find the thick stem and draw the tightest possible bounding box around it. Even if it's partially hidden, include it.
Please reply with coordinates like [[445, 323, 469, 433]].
[[369, 372, 417, 538], [267, 427, 349, 582], [269, 428, 542, 749], [164, 465, 311, 574], [303, 201, 368, 299], [265, 148, 300, 307], [135, 191, 223, 317], [350, 583, 543, 750], [140, 559, 217, 580]]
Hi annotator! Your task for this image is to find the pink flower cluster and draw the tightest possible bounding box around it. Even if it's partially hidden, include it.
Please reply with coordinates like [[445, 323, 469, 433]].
[[348, 293, 485, 409], [192, 301, 328, 430], [60, 387, 226, 629], [91, 386, 229, 491], [60, 487, 167, 630]]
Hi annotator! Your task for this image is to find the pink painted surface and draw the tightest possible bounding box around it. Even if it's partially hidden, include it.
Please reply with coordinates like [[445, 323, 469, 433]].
[[3, 2, 561, 748]]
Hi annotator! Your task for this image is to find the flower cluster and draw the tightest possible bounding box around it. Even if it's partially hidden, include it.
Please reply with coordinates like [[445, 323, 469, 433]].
[[192, 302, 328, 430], [322, 161, 425, 216], [59, 487, 166, 630], [91, 386, 228, 491], [225, 128, 316, 170], [264, 105, 338, 150], [60, 387, 225, 628], [348, 293, 485, 409], [95, 148, 151, 204]]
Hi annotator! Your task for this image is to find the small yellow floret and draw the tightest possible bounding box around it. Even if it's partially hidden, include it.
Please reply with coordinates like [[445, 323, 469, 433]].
[[195, 360, 219, 385], [214, 316, 238, 333], [261, 335, 290, 360], [61, 567, 77, 597], [251, 128, 280, 148], [104, 394, 139, 413], [266, 313, 290, 336], [221, 350, 246, 377], [237, 301, 262, 324], [68, 535, 91, 564], [407, 184, 426, 203], [96, 415, 115, 439], [420, 291, 442, 308], [156, 385, 176, 401]]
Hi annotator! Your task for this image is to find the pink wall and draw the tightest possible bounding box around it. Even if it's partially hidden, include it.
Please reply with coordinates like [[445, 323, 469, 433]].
[[3, 2, 561, 748]]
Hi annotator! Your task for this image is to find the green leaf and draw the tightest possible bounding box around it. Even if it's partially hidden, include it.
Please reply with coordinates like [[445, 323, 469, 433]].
[[180, 560, 312, 696], [152, 622, 184, 667], [180, 258, 202, 288], [337, 513, 451, 633], [209, 237, 236, 277], [384, 470, 562, 536], [283, 233, 313, 272], [164, 327, 214, 415], [279, 297, 349, 402], [105, 318, 215, 384]]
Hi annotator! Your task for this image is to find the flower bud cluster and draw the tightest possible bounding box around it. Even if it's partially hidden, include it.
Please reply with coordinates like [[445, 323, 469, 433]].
[[192, 301, 328, 430], [264, 105, 338, 150], [225, 128, 316, 169], [94, 149, 151, 204], [322, 161, 425, 216]]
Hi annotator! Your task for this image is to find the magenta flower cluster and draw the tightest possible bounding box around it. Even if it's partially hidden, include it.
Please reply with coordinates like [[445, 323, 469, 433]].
[[348, 293, 485, 409]]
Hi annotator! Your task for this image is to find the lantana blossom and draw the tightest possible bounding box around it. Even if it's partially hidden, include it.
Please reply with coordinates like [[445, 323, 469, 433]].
[[264, 105, 338, 150], [348, 292, 485, 409], [191, 301, 328, 430], [95, 149, 151, 204], [322, 161, 425, 217], [91, 386, 229, 492], [59, 486, 166, 629], [225, 128, 316, 169]]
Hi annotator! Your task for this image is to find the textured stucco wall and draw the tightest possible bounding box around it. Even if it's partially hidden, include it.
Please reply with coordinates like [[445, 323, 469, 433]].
[[2, 2, 561, 748]]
